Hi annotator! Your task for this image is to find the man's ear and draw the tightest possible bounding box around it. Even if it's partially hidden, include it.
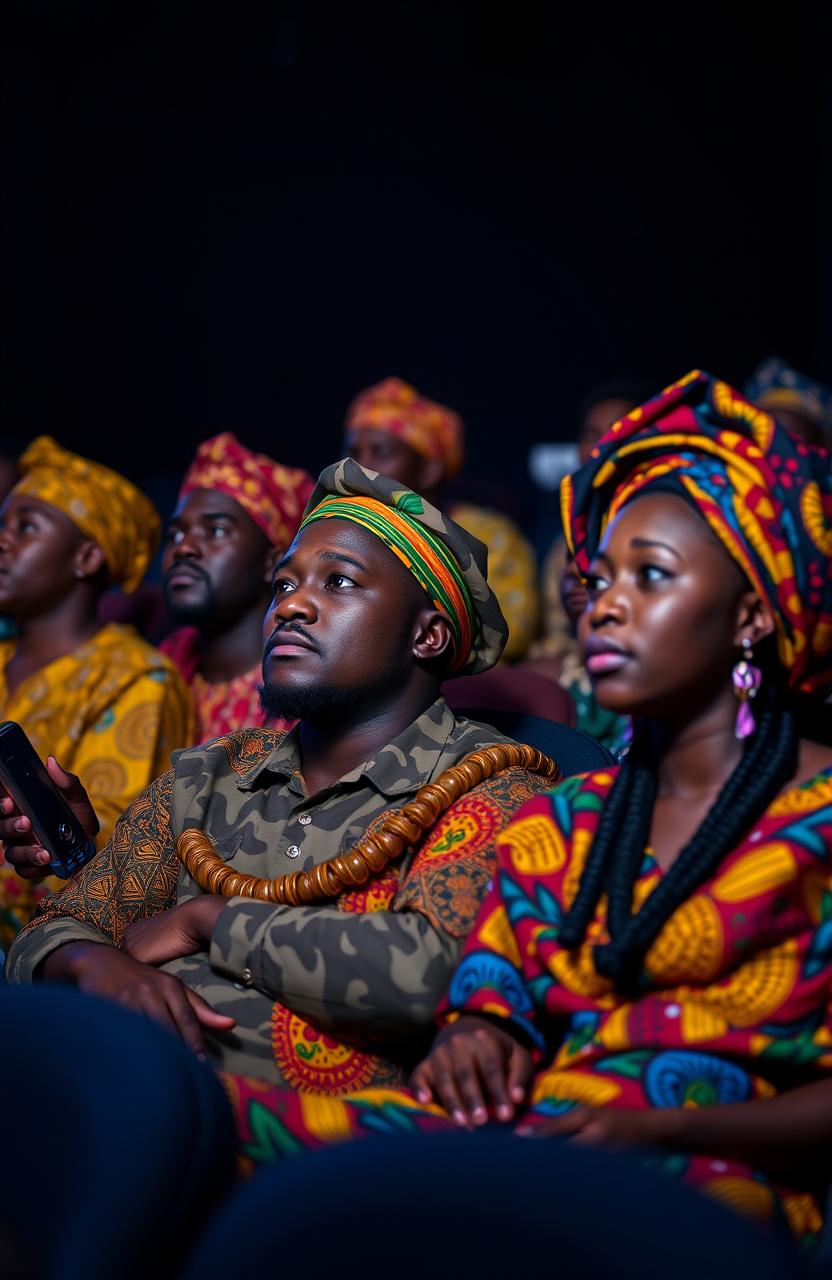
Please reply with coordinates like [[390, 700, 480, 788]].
[[412, 609, 454, 665], [263, 543, 283, 585], [73, 541, 106, 582], [734, 590, 775, 651]]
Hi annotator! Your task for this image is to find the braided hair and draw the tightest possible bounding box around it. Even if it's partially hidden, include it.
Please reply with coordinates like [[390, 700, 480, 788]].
[[557, 678, 798, 992]]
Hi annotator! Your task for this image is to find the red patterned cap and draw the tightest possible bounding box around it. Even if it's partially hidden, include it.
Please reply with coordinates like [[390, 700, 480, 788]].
[[179, 434, 314, 548]]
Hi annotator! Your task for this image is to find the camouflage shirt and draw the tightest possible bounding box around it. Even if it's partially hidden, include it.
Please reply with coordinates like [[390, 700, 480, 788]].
[[6, 699, 551, 1090]]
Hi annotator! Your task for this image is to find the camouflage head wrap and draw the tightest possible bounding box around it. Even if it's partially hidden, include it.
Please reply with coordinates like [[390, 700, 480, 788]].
[[300, 458, 507, 675]]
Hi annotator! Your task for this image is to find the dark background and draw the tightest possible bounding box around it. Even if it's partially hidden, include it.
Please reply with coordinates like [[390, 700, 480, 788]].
[[2, 1, 829, 533]]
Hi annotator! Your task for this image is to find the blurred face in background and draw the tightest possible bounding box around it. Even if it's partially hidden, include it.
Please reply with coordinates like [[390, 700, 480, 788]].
[[578, 397, 637, 466], [344, 428, 444, 495], [560, 556, 589, 627]]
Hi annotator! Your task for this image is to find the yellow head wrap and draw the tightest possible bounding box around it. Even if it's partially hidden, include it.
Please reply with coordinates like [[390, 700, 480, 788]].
[[13, 437, 160, 593]]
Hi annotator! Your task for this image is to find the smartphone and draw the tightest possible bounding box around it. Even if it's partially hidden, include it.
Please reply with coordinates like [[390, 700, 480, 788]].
[[0, 721, 96, 878]]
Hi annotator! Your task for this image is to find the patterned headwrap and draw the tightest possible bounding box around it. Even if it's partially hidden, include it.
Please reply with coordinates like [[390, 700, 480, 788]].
[[14, 436, 160, 593], [746, 357, 832, 444], [179, 434, 314, 549], [344, 377, 465, 481], [561, 370, 832, 698], [300, 458, 508, 675]]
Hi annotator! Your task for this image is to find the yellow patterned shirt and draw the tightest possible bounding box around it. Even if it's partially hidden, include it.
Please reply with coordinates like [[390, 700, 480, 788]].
[[450, 503, 540, 663], [0, 623, 193, 945]]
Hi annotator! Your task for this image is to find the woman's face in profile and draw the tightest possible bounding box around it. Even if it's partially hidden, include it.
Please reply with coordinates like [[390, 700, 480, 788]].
[[577, 492, 751, 723]]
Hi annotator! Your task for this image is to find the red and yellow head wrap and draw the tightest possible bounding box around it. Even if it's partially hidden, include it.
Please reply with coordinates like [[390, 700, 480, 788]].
[[14, 436, 160, 593], [344, 377, 465, 481], [180, 434, 314, 549], [562, 370, 832, 698]]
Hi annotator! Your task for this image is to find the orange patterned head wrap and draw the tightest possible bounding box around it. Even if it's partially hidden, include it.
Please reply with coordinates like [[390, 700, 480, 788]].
[[14, 436, 160, 593], [179, 434, 314, 549], [344, 377, 465, 480]]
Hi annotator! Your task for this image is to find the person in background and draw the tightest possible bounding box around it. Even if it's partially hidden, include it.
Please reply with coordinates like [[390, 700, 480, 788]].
[[529, 383, 644, 754], [745, 356, 832, 449], [345, 376, 540, 662], [0, 437, 192, 946], [552, 554, 631, 758], [161, 434, 314, 742], [533, 383, 645, 671], [0, 450, 21, 643]]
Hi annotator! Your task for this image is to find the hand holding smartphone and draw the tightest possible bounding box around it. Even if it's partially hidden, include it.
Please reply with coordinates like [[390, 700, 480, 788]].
[[0, 722, 97, 878]]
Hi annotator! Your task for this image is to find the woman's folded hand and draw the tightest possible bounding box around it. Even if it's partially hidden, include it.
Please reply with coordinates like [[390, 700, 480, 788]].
[[409, 1014, 533, 1129]]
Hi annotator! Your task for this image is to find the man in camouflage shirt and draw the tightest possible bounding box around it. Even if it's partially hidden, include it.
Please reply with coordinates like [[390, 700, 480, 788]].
[[6, 461, 553, 1093]]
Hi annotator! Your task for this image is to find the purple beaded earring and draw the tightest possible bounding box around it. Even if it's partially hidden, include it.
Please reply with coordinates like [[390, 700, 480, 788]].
[[732, 637, 762, 741]]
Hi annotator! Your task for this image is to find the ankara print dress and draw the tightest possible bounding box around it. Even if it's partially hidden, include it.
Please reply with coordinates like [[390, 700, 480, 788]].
[[0, 624, 192, 947], [223, 765, 832, 1250]]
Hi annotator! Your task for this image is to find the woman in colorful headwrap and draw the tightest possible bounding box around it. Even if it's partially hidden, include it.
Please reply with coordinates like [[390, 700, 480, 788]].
[[345, 376, 541, 662], [0, 437, 192, 946], [233, 372, 832, 1250]]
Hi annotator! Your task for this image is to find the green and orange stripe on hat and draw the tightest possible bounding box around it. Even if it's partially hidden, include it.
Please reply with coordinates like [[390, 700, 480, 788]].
[[299, 458, 508, 676]]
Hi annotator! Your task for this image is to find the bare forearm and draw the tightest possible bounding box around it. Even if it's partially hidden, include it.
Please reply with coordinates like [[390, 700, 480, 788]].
[[656, 1079, 832, 1181], [41, 941, 115, 983]]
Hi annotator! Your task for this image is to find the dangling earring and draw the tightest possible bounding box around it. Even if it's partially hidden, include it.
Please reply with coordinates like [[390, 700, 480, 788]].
[[732, 638, 762, 741]]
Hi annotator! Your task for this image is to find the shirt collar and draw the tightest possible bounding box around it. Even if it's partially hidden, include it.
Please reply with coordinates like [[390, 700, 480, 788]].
[[235, 697, 459, 799], [236, 725, 305, 793]]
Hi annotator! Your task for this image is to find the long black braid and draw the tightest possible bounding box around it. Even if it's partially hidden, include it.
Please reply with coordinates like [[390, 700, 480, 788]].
[[557, 679, 798, 992]]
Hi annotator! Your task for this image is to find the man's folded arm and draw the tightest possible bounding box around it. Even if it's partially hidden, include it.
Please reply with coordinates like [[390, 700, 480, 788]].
[[209, 898, 462, 1035]]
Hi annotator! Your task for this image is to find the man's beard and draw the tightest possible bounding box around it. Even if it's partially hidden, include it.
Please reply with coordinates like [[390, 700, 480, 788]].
[[162, 570, 216, 625], [259, 655, 407, 725]]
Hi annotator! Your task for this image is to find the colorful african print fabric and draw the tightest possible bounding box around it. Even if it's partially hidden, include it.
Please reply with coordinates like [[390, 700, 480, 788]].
[[561, 369, 832, 697], [14, 437, 160, 593], [160, 626, 294, 743], [304, 460, 509, 675], [215, 766, 832, 1248], [0, 624, 192, 946], [190, 668, 282, 743], [345, 377, 464, 480], [179, 435, 314, 549]]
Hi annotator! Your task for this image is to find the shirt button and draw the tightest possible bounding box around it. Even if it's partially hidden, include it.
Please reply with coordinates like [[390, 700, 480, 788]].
[[298, 813, 312, 826], [286, 845, 301, 859], [240, 967, 253, 986]]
